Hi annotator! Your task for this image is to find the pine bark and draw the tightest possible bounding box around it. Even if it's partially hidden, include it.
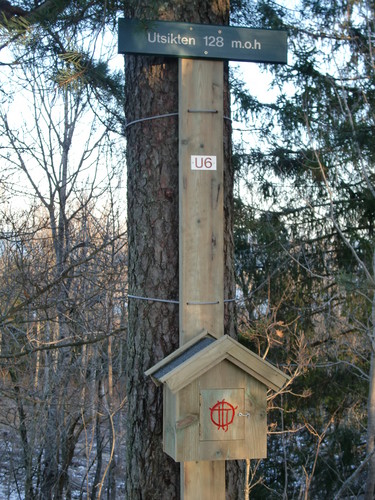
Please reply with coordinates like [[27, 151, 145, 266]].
[[125, 54, 180, 499], [365, 260, 375, 499], [365, 349, 375, 499], [124, 1, 241, 498]]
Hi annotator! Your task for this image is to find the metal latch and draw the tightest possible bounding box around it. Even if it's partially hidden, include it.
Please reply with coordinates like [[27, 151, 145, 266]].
[[238, 412, 250, 418]]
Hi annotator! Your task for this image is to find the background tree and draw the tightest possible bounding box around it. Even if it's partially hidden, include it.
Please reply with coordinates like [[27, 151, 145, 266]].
[[0, 4, 127, 497], [231, 0, 375, 497]]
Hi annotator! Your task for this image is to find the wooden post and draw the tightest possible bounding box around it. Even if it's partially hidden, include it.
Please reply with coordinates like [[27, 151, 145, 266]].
[[179, 58, 225, 498]]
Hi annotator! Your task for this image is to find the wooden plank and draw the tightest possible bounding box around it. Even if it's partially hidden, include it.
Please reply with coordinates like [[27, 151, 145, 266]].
[[161, 343, 228, 393], [200, 388, 245, 441], [163, 387, 177, 459], [153, 334, 289, 393], [179, 58, 224, 343], [179, 57, 225, 500], [176, 381, 200, 460], [182, 461, 225, 500], [244, 376, 267, 458], [223, 335, 290, 388], [227, 345, 289, 390]]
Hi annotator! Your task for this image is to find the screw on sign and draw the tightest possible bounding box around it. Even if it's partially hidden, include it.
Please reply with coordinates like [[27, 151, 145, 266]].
[[209, 399, 238, 432]]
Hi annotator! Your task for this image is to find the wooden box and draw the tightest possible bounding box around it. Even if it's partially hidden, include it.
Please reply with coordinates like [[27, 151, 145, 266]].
[[146, 333, 289, 462]]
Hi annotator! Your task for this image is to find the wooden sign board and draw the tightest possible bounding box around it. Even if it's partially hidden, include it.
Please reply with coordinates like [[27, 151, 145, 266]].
[[118, 18, 287, 64]]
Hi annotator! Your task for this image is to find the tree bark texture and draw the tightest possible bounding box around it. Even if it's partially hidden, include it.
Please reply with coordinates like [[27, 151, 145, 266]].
[[124, 1, 241, 498], [365, 271, 375, 500], [125, 54, 180, 499], [365, 348, 375, 500]]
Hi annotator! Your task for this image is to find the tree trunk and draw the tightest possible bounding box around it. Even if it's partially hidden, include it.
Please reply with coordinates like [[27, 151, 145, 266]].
[[9, 369, 35, 499], [365, 256, 375, 499], [124, 51, 180, 499], [365, 348, 375, 499], [91, 380, 104, 500], [223, 53, 243, 500], [124, 1, 240, 498]]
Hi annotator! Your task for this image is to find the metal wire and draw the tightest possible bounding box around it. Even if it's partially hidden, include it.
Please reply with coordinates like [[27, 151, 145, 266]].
[[125, 111, 232, 129], [127, 295, 236, 304], [125, 112, 178, 129], [127, 294, 179, 304]]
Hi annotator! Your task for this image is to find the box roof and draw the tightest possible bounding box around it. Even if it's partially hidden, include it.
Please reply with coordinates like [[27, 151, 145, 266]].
[[145, 332, 290, 393]]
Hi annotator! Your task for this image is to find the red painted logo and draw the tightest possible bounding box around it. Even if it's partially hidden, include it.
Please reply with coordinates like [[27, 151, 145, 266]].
[[209, 399, 238, 432]]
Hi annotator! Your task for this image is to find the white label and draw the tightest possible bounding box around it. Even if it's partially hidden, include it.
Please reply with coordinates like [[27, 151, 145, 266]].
[[191, 155, 217, 170]]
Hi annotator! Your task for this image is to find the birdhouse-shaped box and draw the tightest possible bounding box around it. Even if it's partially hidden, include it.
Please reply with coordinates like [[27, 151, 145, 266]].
[[146, 332, 290, 462]]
